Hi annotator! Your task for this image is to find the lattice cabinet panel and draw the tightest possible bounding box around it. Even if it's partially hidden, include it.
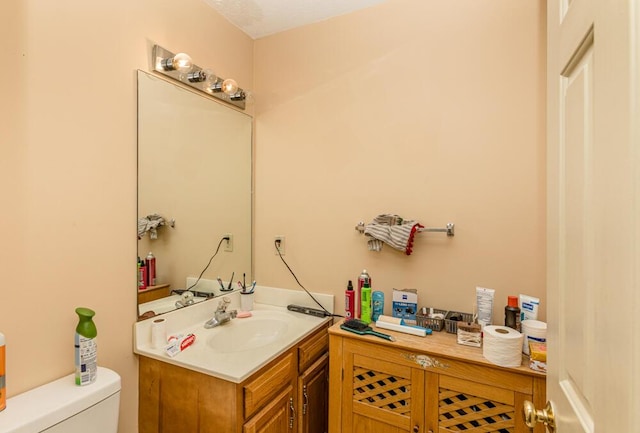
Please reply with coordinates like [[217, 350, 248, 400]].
[[437, 376, 516, 433], [347, 353, 424, 432], [353, 366, 413, 416]]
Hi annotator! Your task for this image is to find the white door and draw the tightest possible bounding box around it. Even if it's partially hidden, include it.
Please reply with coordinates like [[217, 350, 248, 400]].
[[546, 0, 640, 432]]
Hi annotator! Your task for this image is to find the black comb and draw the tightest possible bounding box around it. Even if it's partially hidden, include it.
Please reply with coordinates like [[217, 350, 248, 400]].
[[340, 319, 396, 341]]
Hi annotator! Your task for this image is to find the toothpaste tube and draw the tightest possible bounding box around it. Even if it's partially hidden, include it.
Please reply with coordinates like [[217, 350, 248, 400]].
[[165, 333, 196, 358]]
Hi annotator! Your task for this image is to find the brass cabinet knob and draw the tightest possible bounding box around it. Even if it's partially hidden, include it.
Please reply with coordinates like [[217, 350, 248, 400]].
[[523, 400, 556, 432]]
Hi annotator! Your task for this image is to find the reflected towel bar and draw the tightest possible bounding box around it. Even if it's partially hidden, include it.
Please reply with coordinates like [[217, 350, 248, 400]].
[[355, 221, 455, 237]]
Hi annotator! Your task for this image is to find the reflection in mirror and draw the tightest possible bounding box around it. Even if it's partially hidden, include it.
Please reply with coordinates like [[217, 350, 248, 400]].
[[137, 70, 252, 319]]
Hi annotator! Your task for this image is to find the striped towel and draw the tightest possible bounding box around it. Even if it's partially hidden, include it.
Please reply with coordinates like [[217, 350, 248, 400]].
[[137, 213, 166, 240], [364, 214, 423, 255]]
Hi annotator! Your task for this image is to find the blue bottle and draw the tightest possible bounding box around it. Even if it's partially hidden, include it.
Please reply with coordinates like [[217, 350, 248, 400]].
[[372, 291, 384, 322]]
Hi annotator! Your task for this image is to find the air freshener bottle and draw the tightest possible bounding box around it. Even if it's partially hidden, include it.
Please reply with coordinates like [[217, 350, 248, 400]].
[[345, 280, 355, 318], [360, 281, 372, 324], [0, 332, 5, 411], [75, 307, 97, 386]]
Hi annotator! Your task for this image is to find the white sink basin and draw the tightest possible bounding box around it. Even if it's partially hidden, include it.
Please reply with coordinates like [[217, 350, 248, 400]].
[[206, 318, 289, 353]]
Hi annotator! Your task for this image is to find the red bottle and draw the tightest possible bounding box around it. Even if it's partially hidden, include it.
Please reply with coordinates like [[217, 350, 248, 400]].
[[146, 252, 156, 287], [345, 280, 355, 318]]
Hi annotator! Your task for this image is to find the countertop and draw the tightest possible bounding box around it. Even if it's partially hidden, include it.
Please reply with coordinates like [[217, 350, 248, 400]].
[[134, 286, 334, 383], [329, 319, 545, 378]]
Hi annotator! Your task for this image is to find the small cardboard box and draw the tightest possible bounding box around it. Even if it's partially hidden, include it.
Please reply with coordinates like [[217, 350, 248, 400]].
[[392, 288, 418, 325], [456, 322, 482, 347]]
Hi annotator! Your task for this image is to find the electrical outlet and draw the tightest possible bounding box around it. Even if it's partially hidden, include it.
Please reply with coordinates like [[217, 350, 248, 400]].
[[224, 234, 233, 252], [274, 236, 285, 255]]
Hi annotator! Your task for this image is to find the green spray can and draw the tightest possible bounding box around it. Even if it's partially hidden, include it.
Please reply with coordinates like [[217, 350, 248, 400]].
[[75, 307, 97, 386]]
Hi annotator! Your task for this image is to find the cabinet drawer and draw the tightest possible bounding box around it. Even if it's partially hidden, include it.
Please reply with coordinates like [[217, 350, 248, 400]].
[[244, 351, 295, 419], [298, 326, 329, 373]]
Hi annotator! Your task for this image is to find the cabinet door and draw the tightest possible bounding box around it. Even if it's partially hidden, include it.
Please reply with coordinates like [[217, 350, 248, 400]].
[[427, 373, 532, 433], [298, 353, 329, 433], [341, 342, 424, 433], [244, 385, 296, 433]]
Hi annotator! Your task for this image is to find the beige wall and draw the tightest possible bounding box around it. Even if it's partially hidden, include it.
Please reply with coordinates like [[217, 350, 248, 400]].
[[1, 0, 545, 432], [253, 0, 546, 321], [0, 1, 252, 432]]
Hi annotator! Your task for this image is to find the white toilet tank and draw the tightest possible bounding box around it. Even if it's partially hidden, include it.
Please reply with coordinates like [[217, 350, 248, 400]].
[[0, 366, 120, 433]]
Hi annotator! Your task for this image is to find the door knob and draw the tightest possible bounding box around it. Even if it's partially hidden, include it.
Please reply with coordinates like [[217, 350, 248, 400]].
[[523, 400, 556, 432]]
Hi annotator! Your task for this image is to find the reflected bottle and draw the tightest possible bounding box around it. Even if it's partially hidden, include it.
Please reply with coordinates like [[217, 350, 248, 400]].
[[146, 252, 156, 287]]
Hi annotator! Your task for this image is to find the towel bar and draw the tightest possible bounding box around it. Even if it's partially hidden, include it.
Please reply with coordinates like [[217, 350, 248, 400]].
[[355, 221, 455, 237]]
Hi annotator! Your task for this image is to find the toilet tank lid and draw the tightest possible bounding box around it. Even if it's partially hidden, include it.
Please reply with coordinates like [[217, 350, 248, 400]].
[[0, 366, 121, 433]]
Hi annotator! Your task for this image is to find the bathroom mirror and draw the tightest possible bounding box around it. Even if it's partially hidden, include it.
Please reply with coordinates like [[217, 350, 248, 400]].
[[137, 70, 252, 319]]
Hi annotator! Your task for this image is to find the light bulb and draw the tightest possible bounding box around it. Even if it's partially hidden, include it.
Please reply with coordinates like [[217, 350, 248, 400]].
[[203, 69, 217, 83], [201, 69, 218, 91], [243, 90, 255, 105], [222, 78, 238, 95], [172, 53, 193, 73]]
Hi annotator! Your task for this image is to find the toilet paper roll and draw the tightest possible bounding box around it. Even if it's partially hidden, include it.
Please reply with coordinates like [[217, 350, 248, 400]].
[[151, 318, 167, 349], [483, 325, 524, 367], [521, 320, 547, 355]]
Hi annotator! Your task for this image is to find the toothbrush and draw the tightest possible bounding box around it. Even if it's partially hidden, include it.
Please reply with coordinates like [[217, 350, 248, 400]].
[[216, 277, 225, 291], [225, 272, 234, 291]]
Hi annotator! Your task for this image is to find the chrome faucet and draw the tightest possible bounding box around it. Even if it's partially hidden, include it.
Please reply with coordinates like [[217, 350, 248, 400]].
[[204, 298, 237, 329]]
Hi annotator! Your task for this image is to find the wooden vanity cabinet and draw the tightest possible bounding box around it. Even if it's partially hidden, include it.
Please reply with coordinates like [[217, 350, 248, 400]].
[[298, 353, 329, 433], [244, 385, 296, 433], [137, 283, 171, 305], [328, 324, 546, 433], [138, 321, 330, 433]]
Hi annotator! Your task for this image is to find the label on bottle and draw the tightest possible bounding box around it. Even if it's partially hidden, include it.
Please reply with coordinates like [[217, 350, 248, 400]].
[[504, 307, 521, 332], [75, 334, 97, 386], [146, 256, 156, 286], [345, 291, 354, 318], [138, 265, 147, 290], [361, 289, 372, 324]]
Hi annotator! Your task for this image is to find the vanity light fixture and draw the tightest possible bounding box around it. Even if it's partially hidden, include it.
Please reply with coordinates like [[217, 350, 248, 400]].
[[152, 45, 247, 110]]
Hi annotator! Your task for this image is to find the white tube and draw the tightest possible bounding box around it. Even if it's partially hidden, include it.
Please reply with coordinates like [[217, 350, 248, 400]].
[[476, 286, 495, 329], [519, 294, 540, 321]]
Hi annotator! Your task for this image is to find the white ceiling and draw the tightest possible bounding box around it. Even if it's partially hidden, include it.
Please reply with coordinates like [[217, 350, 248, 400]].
[[203, 0, 388, 39]]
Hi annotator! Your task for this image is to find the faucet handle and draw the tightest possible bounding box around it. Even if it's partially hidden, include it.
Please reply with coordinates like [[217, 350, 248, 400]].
[[217, 297, 231, 311]]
